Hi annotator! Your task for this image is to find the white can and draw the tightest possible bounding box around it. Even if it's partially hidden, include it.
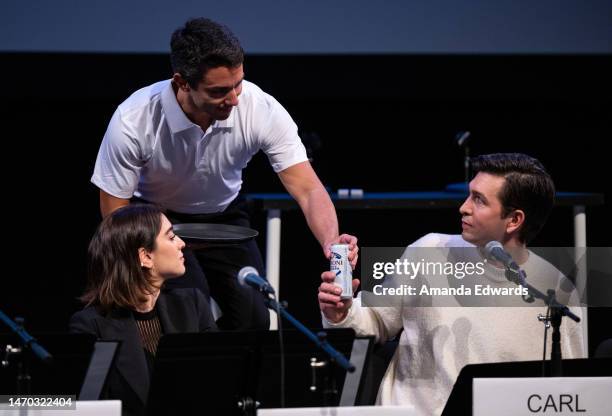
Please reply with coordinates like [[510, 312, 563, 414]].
[[330, 244, 353, 299]]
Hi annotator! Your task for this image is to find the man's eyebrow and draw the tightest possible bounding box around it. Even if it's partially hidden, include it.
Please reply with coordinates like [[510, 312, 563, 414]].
[[471, 190, 487, 200], [164, 226, 174, 235], [206, 77, 244, 90], [233, 76, 244, 88]]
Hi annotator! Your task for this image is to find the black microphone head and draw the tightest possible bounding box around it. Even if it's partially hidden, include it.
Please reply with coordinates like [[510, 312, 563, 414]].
[[595, 339, 612, 358], [484, 241, 504, 258], [456, 131, 471, 146], [237, 266, 259, 287], [483, 241, 522, 277]]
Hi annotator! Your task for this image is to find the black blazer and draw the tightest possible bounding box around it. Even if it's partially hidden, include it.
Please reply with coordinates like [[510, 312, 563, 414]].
[[69, 288, 217, 416]]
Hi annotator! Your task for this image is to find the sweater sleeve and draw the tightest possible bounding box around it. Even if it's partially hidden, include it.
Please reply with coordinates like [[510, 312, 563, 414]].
[[322, 295, 403, 344], [561, 306, 588, 359], [320, 234, 447, 344]]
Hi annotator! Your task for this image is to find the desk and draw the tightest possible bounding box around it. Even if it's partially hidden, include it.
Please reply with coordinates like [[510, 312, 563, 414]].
[[246, 191, 604, 329], [259, 406, 415, 415]]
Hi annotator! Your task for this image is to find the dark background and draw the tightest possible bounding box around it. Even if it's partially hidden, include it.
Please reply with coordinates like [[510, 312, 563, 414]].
[[0, 52, 610, 355]]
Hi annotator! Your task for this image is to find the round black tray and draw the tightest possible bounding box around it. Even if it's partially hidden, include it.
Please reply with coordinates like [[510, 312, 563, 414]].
[[173, 223, 258, 243]]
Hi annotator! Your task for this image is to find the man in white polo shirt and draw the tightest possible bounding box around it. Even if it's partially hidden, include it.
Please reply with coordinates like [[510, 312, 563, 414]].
[[92, 17, 357, 330]]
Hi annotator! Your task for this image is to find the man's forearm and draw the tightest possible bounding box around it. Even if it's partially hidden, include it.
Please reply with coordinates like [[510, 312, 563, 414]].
[[299, 186, 339, 248], [277, 161, 340, 248]]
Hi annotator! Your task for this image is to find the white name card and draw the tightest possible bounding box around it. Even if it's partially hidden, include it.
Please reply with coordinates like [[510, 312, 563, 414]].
[[474, 377, 612, 416]]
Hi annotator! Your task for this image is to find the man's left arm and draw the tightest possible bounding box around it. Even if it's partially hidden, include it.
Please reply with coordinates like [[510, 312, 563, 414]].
[[278, 161, 358, 264]]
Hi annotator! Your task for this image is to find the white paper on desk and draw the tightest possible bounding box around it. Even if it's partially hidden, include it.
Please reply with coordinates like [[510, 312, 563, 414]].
[[259, 405, 415, 416]]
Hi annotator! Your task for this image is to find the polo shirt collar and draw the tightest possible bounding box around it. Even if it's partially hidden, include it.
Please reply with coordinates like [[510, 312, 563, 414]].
[[161, 80, 234, 135]]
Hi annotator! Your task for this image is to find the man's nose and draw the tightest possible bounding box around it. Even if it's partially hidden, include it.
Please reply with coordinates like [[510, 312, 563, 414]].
[[226, 88, 239, 106], [459, 198, 470, 215]]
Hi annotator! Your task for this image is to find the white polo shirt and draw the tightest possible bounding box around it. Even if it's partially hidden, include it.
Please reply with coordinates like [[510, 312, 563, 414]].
[[92, 79, 307, 214]]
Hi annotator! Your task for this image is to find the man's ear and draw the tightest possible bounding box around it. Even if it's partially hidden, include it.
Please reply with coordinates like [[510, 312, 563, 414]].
[[138, 247, 153, 269], [505, 209, 525, 236], [172, 73, 191, 92]]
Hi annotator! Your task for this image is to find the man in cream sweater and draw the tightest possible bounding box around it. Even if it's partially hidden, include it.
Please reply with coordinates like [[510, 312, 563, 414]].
[[318, 153, 585, 416]]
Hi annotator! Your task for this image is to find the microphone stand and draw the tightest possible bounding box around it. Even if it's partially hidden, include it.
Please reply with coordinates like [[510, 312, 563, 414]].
[[0, 309, 53, 394], [264, 295, 355, 372], [445, 131, 471, 193], [258, 291, 355, 408], [504, 267, 579, 377]]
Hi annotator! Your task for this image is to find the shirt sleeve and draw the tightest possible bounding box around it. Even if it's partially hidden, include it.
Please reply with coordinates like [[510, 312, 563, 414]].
[[91, 108, 146, 199], [256, 95, 308, 173]]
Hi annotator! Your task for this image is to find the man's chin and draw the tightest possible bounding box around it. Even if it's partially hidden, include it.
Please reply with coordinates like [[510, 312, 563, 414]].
[[215, 109, 233, 120], [461, 231, 478, 245]]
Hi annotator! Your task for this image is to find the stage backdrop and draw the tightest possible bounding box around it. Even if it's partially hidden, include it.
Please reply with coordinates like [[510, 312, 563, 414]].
[[0, 51, 610, 354], [1, 0, 611, 54]]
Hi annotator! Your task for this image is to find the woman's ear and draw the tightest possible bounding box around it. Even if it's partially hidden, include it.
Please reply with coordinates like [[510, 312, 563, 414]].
[[138, 247, 153, 269]]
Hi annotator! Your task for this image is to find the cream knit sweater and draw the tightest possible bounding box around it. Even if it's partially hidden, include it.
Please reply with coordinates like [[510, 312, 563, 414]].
[[324, 234, 586, 416]]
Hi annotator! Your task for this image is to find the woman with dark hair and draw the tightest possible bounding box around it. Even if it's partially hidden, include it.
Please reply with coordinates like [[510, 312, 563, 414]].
[[70, 204, 216, 416]]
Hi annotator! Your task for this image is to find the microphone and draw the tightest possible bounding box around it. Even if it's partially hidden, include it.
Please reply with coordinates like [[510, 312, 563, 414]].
[[484, 241, 520, 272], [595, 339, 612, 358], [455, 131, 471, 147], [237, 266, 275, 295]]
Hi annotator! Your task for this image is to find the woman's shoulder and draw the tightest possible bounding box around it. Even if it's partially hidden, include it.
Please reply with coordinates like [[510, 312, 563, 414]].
[[70, 304, 102, 321], [162, 287, 199, 301], [69, 304, 126, 324], [69, 305, 104, 334], [162, 288, 213, 316], [161, 287, 207, 310]]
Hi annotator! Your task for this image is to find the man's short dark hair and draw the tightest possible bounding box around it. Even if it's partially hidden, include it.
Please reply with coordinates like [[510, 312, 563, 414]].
[[471, 153, 555, 244], [170, 17, 244, 88]]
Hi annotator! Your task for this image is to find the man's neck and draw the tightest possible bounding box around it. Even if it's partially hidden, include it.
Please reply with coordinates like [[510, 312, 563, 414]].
[[173, 82, 213, 132], [503, 238, 529, 265]]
